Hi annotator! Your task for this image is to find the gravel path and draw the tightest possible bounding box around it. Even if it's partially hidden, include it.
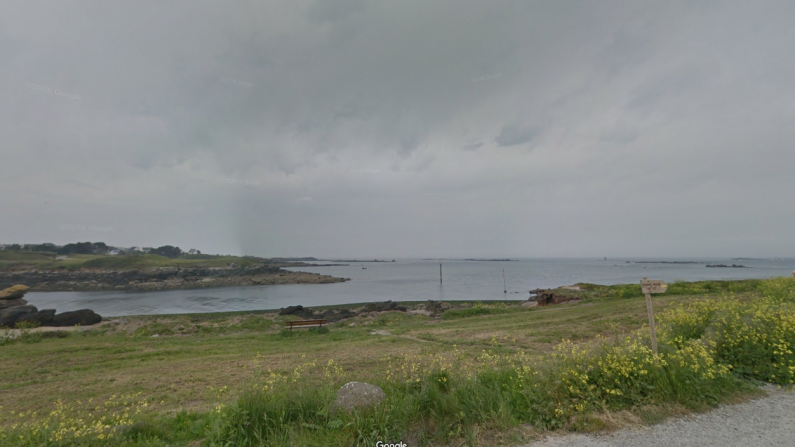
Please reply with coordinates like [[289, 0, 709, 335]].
[[525, 386, 795, 447]]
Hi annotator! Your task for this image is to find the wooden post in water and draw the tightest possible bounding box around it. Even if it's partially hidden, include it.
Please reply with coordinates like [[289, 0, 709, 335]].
[[640, 277, 668, 355], [440, 263, 442, 284], [503, 269, 507, 293]]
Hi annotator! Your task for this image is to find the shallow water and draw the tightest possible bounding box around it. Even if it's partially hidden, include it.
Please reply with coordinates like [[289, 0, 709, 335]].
[[25, 257, 795, 316]]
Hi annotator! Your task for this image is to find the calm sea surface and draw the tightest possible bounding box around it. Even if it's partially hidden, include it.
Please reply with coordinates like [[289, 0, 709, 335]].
[[26, 258, 795, 316]]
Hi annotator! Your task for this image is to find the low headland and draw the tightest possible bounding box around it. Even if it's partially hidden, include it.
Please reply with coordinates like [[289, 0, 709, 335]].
[[1, 276, 793, 446], [0, 248, 348, 292]]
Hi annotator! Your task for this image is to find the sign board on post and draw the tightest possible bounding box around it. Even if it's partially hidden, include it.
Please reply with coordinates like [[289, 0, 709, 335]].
[[640, 277, 667, 355], [641, 279, 668, 294]]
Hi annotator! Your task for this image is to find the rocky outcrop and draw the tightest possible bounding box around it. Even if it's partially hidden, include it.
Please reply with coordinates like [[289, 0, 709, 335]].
[[51, 309, 102, 327], [16, 309, 56, 325], [278, 300, 414, 324], [363, 300, 406, 312], [0, 305, 38, 326], [532, 290, 580, 306], [0, 298, 27, 310], [0, 265, 348, 292], [0, 285, 102, 328], [332, 382, 386, 413], [0, 284, 29, 299]]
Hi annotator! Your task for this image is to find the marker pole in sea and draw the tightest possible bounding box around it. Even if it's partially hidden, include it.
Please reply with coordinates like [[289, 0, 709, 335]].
[[503, 269, 507, 293], [440, 263, 442, 284]]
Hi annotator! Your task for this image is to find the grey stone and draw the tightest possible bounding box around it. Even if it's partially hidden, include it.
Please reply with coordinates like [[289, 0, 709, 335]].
[[0, 305, 38, 327], [50, 309, 102, 327], [0, 285, 29, 300], [17, 309, 56, 326], [332, 382, 386, 413], [0, 299, 27, 310]]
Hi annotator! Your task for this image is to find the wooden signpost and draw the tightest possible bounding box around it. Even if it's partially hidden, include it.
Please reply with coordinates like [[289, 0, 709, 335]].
[[640, 277, 668, 355]]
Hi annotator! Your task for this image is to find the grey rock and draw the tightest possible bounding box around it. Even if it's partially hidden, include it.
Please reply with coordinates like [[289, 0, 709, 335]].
[[364, 301, 407, 313], [332, 382, 386, 413], [0, 299, 27, 310], [0, 305, 38, 327], [17, 309, 56, 326], [50, 309, 102, 327], [0, 285, 29, 300]]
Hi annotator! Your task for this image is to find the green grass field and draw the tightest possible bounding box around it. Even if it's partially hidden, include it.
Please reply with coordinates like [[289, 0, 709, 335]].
[[0, 250, 268, 271], [1, 278, 793, 446]]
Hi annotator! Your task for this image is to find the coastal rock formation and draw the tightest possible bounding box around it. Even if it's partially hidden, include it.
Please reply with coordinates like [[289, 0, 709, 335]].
[[0, 284, 29, 299], [332, 382, 386, 413], [0, 298, 27, 310], [279, 301, 410, 323], [363, 300, 407, 312], [0, 265, 348, 292], [16, 309, 56, 326], [51, 309, 102, 327], [0, 305, 38, 326], [533, 290, 580, 306], [0, 284, 102, 328]]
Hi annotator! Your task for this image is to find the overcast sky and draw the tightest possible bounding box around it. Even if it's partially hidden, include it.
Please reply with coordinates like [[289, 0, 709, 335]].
[[1, 0, 794, 258]]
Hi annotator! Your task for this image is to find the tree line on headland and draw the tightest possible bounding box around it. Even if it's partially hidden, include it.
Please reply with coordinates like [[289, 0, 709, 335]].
[[1, 242, 197, 258]]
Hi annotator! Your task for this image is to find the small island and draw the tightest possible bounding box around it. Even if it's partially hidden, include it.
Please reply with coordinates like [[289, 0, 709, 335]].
[[706, 264, 750, 268], [632, 261, 701, 264], [0, 243, 349, 292]]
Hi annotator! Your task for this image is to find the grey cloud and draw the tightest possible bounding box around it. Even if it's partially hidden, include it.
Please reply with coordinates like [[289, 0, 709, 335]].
[[463, 141, 483, 151], [494, 124, 536, 147], [2, 0, 795, 257]]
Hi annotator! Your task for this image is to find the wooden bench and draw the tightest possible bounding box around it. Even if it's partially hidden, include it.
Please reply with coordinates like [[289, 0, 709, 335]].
[[285, 319, 327, 331]]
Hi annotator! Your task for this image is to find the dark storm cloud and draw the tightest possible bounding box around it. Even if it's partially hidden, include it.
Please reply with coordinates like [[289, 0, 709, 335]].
[[2, 0, 795, 258]]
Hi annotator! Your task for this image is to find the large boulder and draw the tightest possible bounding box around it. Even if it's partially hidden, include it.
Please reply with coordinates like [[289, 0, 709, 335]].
[[0, 305, 38, 327], [332, 382, 386, 413], [50, 309, 102, 327], [17, 309, 56, 326], [0, 285, 29, 300], [0, 299, 27, 310], [535, 290, 578, 306]]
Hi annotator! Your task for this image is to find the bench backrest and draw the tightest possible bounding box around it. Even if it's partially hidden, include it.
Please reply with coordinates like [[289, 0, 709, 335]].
[[285, 319, 327, 327]]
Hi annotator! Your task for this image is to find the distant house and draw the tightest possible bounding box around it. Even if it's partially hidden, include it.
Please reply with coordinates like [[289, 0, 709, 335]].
[[107, 249, 120, 256], [141, 247, 153, 253], [0, 244, 6, 251]]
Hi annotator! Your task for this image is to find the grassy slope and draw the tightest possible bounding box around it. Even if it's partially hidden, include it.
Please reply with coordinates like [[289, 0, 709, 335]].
[[0, 286, 744, 423], [0, 251, 268, 271]]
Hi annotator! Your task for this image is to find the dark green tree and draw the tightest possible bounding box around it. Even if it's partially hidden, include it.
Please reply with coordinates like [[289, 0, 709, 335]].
[[150, 245, 182, 258]]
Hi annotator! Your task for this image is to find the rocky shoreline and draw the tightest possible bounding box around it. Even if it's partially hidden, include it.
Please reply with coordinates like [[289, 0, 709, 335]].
[[0, 285, 102, 327], [0, 264, 349, 292]]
